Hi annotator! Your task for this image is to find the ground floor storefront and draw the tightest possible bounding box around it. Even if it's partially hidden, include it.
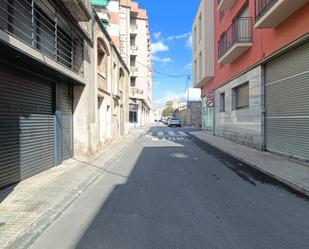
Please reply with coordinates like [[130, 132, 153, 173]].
[[0, 61, 73, 189], [202, 41, 309, 162], [129, 98, 151, 128]]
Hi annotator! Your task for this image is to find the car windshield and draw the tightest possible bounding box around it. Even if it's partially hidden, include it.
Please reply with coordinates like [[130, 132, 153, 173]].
[[172, 118, 179, 121]]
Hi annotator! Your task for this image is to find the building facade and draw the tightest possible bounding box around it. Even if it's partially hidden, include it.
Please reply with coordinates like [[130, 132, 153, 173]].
[[173, 101, 202, 127], [92, 0, 153, 128], [0, 0, 130, 189], [193, 0, 309, 161]]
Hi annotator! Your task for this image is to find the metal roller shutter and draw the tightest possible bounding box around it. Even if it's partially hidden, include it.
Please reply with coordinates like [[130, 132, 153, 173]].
[[60, 82, 73, 161], [265, 43, 309, 161], [0, 63, 55, 188]]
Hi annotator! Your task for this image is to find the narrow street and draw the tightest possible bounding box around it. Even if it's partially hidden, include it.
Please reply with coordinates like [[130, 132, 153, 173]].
[[29, 124, 309, 249]]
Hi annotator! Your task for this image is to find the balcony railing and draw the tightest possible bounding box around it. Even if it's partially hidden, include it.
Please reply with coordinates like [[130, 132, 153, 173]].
[[217, 0, 236, 11], [131, 88, 143, 95], [255, 0, 278, 22], [218, 17, 252, 60], [0, 0, 84, 75], [130, 24, 138, 33], [131, 66, 138, 72], [254, 0, 309, 28]]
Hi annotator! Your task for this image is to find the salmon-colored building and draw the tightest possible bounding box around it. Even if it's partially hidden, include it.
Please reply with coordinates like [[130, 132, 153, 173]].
[[193, 0, 309, 161]]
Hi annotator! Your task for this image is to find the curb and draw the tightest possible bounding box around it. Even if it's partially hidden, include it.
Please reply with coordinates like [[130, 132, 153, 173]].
[[189, 133, 309, 198], [5, 133, 143, 249]]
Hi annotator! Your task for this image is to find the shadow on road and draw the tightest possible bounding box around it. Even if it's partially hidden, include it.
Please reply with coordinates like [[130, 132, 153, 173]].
[[73, 129, 309, 249]]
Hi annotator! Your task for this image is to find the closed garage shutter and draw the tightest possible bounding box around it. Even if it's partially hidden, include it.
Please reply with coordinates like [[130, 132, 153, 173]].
[[60, 82, 73, 161], [0, 63, 55, 188], [265, 43, 309, 161]]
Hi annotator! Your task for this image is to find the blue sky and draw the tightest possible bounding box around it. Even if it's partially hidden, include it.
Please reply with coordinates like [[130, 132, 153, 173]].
[[137, 0, 200, 108]]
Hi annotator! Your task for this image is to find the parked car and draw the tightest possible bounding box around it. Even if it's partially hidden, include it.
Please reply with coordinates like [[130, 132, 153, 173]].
[[168, 117, 181, 127]]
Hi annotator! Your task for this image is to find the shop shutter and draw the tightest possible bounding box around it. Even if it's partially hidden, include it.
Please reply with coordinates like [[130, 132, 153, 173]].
[[60, 82, 73, 161], [0, 63, 55, 188], [265, 43, 309, 161]]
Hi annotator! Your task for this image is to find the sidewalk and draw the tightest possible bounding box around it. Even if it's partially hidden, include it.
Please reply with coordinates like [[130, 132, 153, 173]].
[[190, 131, 309, 197], [0, 130, 147, 249]]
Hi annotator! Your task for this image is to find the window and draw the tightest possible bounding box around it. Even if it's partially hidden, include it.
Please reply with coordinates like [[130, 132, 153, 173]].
[[220, 92, 225, 112], [113, 62, 118, 94], [198, 14, 202, 42], [130, 34, 136, 46], [130, 77, 136, 87], [194, 26, 197, 50], [130, 55, 136, 66], [233, 82, 249, 110]]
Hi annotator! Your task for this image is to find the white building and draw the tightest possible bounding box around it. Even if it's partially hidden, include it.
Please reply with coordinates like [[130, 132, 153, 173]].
[[93, 0, 153, 128]]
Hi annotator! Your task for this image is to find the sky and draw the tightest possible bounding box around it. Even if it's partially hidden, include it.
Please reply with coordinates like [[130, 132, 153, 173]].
[[137, 0, 200, 108]]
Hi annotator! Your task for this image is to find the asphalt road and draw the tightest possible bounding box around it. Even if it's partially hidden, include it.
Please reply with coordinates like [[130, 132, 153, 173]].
[[30, 124, 309, 249]]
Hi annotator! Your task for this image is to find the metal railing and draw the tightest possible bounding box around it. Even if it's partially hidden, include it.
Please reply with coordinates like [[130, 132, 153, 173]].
[[130, 24, 138, 30], [255, 0, 278, 22], [218, 17, 252, 59], [131, 87, 143, 94], [0, 0, 84, 75], [131, 66, 138, 72]]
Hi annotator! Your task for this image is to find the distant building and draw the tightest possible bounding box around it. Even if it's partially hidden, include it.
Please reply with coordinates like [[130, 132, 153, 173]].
[[165, 99, 185, 109], [173, 101, 202, 127], [92, 0, 153, 128]]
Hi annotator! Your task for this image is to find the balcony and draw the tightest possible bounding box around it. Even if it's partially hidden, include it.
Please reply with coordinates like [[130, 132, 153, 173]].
[[98, 73, 108, 92], [130, 24, 138, 34], [218, 18, 253, 65], [61, 0, 92, 21], [0, 0, 84, 75], [217, 0, 236, 11], [131, 66, 138, 76], [130, 45, 139, 55], [255, 0, 309, 28], [130, 88, 144, 98]]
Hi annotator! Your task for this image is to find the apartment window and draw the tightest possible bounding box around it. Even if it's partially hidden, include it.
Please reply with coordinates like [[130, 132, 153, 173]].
[[233, 82, 249, 110], [220, 92, 225, 112], [130, 55, 136, 66], [130, 34, 137, 46], [198, 52, 202, 80], [130, 77, 136, 87], [198, 14, 202, 42], [130, 16, 137, 27]]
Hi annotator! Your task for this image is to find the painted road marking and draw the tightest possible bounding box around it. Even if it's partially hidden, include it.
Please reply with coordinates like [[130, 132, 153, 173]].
[[168, 131, 176, 136], [158, 131, 164, 136], [178, 131, 188, 136]]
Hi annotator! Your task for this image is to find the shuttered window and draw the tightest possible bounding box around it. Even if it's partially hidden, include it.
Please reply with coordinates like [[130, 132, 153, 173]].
[[234, 82, 249, 109]]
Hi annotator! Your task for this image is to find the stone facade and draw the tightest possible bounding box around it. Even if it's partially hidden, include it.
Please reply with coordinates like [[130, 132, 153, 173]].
[[174, 101, 202, 127], [214, 66, 264, 150]]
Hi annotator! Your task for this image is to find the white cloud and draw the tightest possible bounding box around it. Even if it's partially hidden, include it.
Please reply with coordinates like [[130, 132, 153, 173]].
[[151, 55, 172, 63], [153, 32, 161, 40], [185, 34, 192, 48], [154, 88, 201, 106], [167, 32, 191, 41], [151, 41, 169, 54]]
